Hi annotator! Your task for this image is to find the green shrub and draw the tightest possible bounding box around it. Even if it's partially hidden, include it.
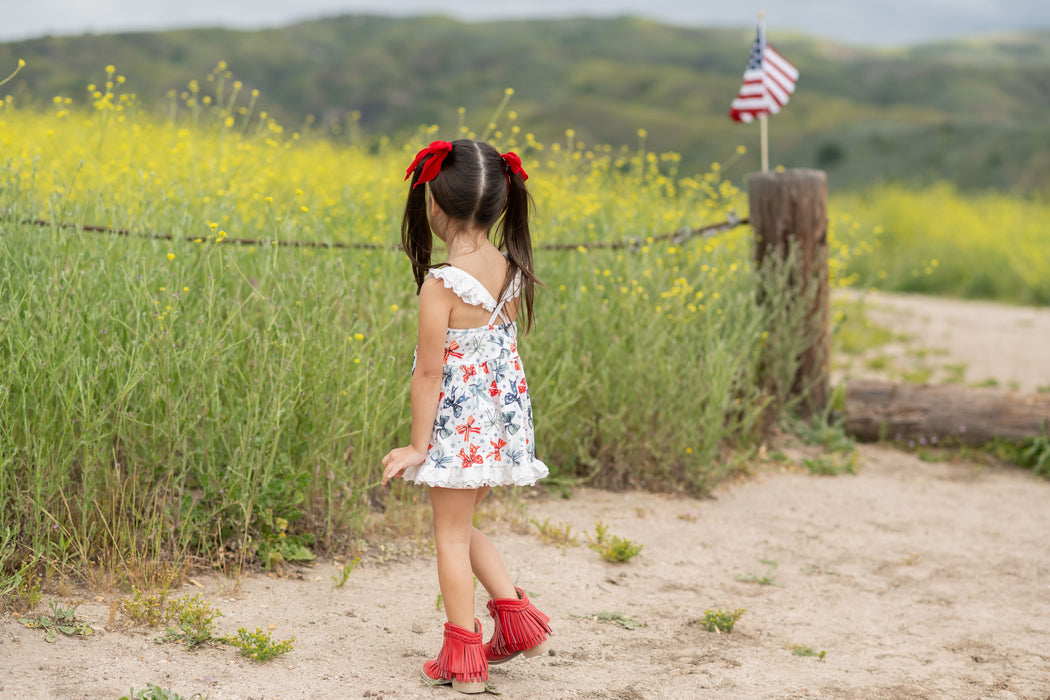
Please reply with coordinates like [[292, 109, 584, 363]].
[[18, 601, 93, 642], [161, 595, 222, 648], [789, 644, 826, 659], [699, 608, 745, 633], [587, 521, 643, 563], [120, 684, 203, 700], [223, 627, 295, 661], [531, 518, 579, 547], [122, 589, 168, 627]]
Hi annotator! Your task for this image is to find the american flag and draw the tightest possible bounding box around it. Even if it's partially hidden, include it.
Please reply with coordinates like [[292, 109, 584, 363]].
[[729, 24, 799, 123]]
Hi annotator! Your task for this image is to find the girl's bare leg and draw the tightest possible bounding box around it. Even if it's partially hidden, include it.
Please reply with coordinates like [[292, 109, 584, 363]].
[[429, 486, 481, 630], [469, 486, 518, 600]]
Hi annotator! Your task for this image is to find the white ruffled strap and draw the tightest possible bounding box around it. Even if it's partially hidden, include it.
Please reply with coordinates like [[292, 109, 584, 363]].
[[488, 270, 523, 325], [428, 267, 497, 311]]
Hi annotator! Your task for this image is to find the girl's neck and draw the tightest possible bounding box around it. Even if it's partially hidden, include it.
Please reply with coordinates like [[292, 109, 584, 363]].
[[444, 230, 492, 262]]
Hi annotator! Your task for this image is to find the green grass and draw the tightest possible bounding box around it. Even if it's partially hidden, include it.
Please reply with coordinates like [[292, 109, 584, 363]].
[[831, 303, 899, 356], [942, 363, 968, 384], [0, 221, 812, 584], [863, 355, 892, 371], [734, 560, 783, 587], [573, 610, 646, 630], [802, 453, 859, 476], [908, 437, 1050, 480], [0, 226, 398, 580], [785, 414, 855, 454], [531, 518, 579, 547], [0, 561, 41, 614], [989, 435, 1050, 478], [900, 367, 936, 384], [789, 644, 826, 659], [330, 557, 360, 588]]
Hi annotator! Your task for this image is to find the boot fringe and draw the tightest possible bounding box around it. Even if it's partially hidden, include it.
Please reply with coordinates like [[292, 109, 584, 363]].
[[486, 587, 552, 659], [430, 620, 488, 684]]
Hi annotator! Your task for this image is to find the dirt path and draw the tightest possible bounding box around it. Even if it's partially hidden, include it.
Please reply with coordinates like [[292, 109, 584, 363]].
[[3, 293, 1050, 700], [833, 290, 1050, 392]]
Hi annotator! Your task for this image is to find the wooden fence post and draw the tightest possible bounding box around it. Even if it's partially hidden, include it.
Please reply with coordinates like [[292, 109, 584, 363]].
[[749, 169, 829, 418]]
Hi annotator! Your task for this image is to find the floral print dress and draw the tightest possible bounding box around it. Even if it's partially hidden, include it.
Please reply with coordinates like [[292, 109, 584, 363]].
[[401, 266, 549, 489]]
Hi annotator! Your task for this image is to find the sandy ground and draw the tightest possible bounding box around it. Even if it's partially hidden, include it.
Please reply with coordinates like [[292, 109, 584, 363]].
[[2, 293, 1050, 700]]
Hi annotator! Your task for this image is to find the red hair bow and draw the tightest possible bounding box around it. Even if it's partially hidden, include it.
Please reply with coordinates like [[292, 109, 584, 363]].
[[501, 151, 529, 182], [405, 141, 453, 189]]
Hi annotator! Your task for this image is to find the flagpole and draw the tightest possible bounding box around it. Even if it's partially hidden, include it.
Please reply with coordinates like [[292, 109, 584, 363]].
[[760, 114, 769, 173], [758, 10, 769, 173]]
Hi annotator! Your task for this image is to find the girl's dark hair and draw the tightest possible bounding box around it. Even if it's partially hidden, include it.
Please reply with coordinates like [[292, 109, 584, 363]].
[[401, 139, 539, 331]]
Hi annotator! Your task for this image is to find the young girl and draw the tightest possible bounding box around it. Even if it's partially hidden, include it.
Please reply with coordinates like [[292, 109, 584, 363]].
[[381, 139, 552, 694]]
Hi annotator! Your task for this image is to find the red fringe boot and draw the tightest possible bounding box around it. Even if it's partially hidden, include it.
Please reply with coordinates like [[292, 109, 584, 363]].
[[421, 619, 488, 694], [483, 587, 552, 665]]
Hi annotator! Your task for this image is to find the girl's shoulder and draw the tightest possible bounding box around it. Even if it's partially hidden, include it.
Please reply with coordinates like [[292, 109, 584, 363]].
[[427, 266, 499, 311]]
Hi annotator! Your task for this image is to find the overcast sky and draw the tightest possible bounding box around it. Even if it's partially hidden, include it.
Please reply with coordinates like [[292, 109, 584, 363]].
[[2, 0, 1048, 46]]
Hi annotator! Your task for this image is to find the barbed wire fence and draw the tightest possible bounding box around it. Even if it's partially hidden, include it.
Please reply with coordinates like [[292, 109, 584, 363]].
[[12, 210, 748, 252]]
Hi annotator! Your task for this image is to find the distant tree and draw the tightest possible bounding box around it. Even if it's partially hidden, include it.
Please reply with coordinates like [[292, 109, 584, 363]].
[[815, 142, 846, 170]]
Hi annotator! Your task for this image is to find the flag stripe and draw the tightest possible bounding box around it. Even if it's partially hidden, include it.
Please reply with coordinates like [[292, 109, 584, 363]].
[[731, 97, 769, 109], [764, 64, 796, 95], [765, 47, 799, 81], [765, 79, 789, 106], [728, 28, 799, 123]]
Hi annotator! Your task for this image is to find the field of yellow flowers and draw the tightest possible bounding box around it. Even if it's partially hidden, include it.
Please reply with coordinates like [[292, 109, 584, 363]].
[[6, 60, 1041, 586], [834, 184, 1050, 305]]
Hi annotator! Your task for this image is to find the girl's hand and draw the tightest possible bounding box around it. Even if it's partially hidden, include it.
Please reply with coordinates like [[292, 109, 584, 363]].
[[381, 446, 426, 485]]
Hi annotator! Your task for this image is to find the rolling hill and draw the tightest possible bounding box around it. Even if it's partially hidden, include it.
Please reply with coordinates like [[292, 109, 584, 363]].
[[2, 15, 1048, 191]]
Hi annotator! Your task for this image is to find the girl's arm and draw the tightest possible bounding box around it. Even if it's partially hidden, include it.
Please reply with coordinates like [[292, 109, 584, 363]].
[[381, 277, 453, 485]]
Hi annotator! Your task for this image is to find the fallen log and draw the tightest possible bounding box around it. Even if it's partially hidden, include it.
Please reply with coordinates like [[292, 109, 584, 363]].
[[844, 379, 1050, 445]]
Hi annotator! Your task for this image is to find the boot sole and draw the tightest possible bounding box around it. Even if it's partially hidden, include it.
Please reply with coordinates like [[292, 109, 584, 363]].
[[488, 637, 551, 666], [421, 671, 487, 695], [451, 680, 487, 694], [524, 638, 551, 658]]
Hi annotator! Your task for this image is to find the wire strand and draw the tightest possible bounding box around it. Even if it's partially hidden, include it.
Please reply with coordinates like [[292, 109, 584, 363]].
[[11, 212, 748, 253]]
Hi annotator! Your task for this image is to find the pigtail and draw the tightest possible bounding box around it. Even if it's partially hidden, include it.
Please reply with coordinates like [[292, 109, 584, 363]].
[[496, 170, 541, 333], [401, 172, 432, 293], [400, 140, 541, 320]]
